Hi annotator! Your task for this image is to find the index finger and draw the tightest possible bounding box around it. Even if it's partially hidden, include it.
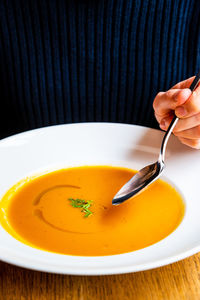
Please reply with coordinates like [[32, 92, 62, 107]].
[[172, 76, 195, 89]]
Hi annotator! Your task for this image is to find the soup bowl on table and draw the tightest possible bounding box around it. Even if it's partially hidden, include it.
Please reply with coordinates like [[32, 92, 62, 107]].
[[0, 123, 199, 275]]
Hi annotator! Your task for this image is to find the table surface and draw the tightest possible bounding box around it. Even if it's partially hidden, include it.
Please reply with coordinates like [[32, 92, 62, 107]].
[[1, 253, 200, 300]]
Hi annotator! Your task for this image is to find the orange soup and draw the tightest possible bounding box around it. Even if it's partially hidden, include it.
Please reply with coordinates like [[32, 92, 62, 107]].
[[0, 166, 184, 256]]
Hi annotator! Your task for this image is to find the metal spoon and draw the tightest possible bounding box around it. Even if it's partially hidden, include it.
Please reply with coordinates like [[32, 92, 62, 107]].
[[112, 71, 200, 205]]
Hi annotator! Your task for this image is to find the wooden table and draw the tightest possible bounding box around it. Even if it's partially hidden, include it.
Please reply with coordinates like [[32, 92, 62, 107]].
[[1, 253, 200, 300]]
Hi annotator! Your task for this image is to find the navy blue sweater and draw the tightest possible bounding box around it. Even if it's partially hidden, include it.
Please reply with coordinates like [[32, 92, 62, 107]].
[[0, 0, 200, 138]]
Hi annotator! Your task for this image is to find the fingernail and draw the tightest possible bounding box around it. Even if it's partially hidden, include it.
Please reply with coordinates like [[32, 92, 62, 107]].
[[176, 106, 187, 116], [174, 89, 191, 102], [180, 89, 192, 100]]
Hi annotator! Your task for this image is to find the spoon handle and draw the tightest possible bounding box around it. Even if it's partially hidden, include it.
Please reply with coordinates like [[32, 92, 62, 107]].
[[159, 70, 200, 162]]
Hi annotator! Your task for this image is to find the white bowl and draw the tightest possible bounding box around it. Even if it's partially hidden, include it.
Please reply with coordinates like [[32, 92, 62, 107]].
[[0, 123, 200, 275]]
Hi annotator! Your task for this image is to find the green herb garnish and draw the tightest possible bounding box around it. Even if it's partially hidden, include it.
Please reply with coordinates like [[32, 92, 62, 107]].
[[68, 198, 93, 218]]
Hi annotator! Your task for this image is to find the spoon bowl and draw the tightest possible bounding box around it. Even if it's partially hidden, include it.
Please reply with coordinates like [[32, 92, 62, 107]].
[[112, 161, 165, 205]]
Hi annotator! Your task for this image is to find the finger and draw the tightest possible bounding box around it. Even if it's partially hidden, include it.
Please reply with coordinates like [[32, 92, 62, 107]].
[[153, 88, 191, 117], [178, 137, 200, 149], [172, 76, 195, 89], [160, 113, 200, 133], [175, 85, 200, 118], [174, 125, 200, 139], [155, 111, 173, 124], [159, 114, 174, 130]]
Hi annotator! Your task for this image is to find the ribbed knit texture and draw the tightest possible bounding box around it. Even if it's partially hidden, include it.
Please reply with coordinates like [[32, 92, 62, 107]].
[[0, 0, 200, 138]]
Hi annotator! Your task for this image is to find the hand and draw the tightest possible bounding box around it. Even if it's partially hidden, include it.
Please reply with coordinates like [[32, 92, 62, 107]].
[[153, 76, 200, 149]]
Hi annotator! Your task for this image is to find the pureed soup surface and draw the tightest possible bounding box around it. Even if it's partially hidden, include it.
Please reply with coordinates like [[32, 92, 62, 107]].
[[0, 166, 185, 256]]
